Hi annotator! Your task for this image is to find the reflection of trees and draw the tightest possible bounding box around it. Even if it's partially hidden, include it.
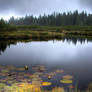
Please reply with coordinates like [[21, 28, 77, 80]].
[[0, 40, 32, 55], [0, 37, 92, 54], [0, 41, 17, 55], [63, 36, 92, 45], [0, 42, 7, 54]]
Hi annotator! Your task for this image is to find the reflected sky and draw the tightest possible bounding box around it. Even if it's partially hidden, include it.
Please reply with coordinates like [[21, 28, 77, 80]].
[[0, 40, 92, 88], [0, 40, 92, 66]]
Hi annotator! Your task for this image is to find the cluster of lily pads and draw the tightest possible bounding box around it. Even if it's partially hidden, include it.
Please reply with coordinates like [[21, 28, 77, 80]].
[[0, 64, 75, 92]]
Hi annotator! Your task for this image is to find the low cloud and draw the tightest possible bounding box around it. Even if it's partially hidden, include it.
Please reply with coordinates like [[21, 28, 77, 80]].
[[0, 0, 79, 16], [79, 0, 92, 10], [0, 0, 91, 18]]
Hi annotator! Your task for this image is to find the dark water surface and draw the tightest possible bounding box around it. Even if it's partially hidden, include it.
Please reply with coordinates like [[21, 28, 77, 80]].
[[0, 38, 92, 89]]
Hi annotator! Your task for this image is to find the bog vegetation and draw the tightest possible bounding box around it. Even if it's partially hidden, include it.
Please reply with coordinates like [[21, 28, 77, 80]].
[[0, 64, 91, 92], [0, 10, 92, 39]]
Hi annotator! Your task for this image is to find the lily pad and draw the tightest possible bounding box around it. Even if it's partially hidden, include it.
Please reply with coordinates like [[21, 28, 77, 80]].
[[68, 85, 75, 88], [62, 75, 73, 79], [16, 68, 25, 71], [55, 69, 64, 73], [41, 82, 52, 86], [60, 79, 73, 84], [1, 69, 9, 73], [52, 87, 64, 92]]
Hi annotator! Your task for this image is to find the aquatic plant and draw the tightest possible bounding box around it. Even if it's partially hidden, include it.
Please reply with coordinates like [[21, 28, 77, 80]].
[[0, 64, 91, 92]]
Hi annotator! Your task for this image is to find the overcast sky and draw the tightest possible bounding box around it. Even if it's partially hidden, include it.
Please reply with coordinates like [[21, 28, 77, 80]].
[[0, 0, 92, 20]]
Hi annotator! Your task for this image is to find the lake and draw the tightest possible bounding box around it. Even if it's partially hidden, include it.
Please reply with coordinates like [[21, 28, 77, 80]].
[[0, 37, 92, 90]]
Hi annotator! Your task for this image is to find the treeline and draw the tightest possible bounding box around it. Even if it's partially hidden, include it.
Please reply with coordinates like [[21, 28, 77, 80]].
[[9, 10, 92, 26], [0, 19, 9, 31], [0, 19, 17, 31]]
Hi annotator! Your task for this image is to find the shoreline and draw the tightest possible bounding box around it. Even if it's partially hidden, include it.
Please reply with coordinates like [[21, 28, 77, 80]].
[[1, 29, 92, 40]]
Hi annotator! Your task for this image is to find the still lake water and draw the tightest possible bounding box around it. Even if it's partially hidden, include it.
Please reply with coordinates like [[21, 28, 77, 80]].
[[0, 38, 92, 89]]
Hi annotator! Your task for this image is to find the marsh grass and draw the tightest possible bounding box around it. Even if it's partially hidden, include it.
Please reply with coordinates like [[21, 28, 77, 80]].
[[1, 25, 92, 40], [0, 85, 91, 92], [0, 30, 64, 40]]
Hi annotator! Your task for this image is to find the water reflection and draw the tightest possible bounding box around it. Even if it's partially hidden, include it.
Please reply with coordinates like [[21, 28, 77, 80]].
[[0, 37, 92, 89], [0, 41, 17, 55], [0, 37, 92, 54]]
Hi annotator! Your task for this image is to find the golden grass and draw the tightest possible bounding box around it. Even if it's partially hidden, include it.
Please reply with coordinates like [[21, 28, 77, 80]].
[[0, 30, 64, 40]]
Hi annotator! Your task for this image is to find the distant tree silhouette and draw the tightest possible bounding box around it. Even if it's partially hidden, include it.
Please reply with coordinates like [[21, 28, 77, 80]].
[[8, 10, 92, 26]]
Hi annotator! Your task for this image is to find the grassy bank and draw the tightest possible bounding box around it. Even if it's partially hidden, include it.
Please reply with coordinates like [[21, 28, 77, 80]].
[[0, 30, 64, 40], [1, 25, 92, 40], [7, 25, 92, 32], [1, 30, 92, 40], [10, 25, 92, 32]]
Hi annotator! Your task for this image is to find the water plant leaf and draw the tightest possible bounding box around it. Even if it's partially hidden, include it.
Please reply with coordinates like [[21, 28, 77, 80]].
[[1, 69, 9, 73], [62, 75, 73, 79], [16, 68, 25, 71], [55, 69, 64, 73], [32, 65, 46, 72], [68, 85, 75, 88], [41, 82, 52, 86], [60, 79, 73, 84], [52, 87, 64, 92]]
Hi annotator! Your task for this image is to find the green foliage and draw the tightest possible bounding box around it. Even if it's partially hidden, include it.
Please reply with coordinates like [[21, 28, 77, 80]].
[[0, 19, 8, 31], [0, 19, 17, 32], [8, 10, 92, 26], [1, 10, 92, 40]]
